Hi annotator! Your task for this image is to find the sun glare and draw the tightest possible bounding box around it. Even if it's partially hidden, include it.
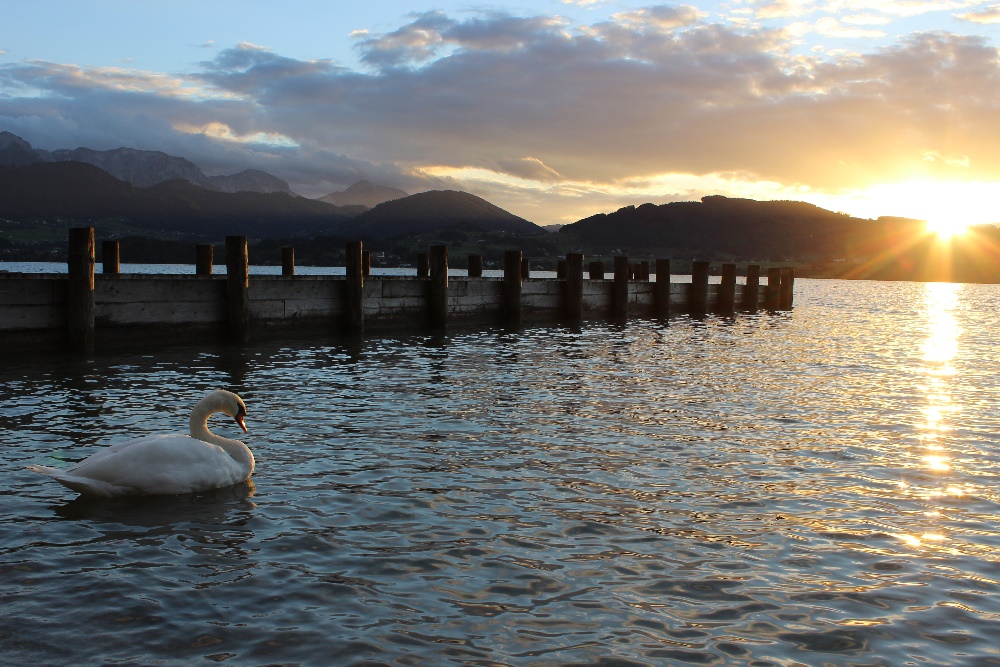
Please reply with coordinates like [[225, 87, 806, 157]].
[[926, 217, 971, 240], [835, 181, 997, 240]]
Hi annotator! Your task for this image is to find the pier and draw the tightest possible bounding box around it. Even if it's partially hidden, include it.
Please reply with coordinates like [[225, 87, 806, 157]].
[[0, 229, 794, 352]]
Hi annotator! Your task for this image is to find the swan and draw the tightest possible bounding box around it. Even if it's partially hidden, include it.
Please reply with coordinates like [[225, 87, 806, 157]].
[[27, 389, 253, 498]]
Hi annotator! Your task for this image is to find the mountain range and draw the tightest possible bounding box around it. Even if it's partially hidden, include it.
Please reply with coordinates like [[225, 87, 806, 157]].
[[0, 158, 544, 243], [0, 131, 405, 208], [2, 131, 997, 282]]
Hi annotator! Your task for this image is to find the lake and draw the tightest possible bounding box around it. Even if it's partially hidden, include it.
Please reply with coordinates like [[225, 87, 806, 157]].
[[1, 279, 998, 666]]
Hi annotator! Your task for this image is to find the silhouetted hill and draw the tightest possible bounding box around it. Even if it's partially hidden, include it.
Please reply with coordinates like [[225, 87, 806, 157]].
[[319, 180, 408, 209], [0, 162, 350, 239], [350, 190, 544, 239], [559, 195, 923, 261]]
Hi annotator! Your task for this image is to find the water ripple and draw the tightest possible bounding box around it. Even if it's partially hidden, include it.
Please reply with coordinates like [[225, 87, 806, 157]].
[[2, 279, 999, 666]]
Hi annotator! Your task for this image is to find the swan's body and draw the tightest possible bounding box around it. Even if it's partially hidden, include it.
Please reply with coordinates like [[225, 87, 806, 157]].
[[27, 390, 253, 498]]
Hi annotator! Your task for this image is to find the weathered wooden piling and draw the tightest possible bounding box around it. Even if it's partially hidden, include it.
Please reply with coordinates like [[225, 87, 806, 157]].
[[612, 256, 629, 319], [282, 246, 295, 277], [67, 227, 95, 353], [196, 244, 214, 275], [225, 236, 250, 342], [102, 240, 120, 275], [504, 250, 523, 324], [690, 261, 710, 314], [521, 258, 530, 280], [564, 253, 584, 320], [719, 263, 737, 314], [345, 241, 364, 334], [429, 245, 448, 329], [468, 255, 483, 278], [557, 259, 567, 279], [654, 258, 671, 319], [744, 264, 760, 311], [362, 250, 371, 277], [589, 261, 604, 280], [765, 268, 782, 310], [9, 233, 805, 351], [417, 253, 429, 278], [780, 268, 795, 310]]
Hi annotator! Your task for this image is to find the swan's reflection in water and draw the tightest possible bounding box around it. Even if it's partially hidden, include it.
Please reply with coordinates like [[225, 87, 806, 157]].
[[52, 480, 257, 525]]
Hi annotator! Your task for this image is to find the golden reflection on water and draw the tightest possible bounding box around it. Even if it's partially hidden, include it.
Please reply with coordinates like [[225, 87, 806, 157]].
[[919, 283, 961, 460], [901, 282, 965, 550]]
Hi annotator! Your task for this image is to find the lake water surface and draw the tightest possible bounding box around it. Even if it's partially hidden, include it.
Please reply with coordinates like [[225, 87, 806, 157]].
[[2, 279, 998, 666]]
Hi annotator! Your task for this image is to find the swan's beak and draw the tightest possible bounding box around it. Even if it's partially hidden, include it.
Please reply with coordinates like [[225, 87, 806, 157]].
[[235, 406, 248, 433]]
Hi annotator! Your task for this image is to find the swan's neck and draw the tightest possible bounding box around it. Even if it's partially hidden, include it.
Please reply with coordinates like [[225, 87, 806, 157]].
[[189, 399, 254, 472]]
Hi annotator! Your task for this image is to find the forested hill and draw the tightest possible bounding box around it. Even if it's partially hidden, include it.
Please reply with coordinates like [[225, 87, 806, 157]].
[[558, 195, 921, 261]]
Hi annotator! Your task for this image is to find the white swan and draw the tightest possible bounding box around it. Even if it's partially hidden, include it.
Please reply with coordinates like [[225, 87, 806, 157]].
[[27, 389, 254, 498]]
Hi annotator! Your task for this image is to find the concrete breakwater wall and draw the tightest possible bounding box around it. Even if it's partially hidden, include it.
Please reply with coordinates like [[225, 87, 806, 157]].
[[0, 230, 794, 352]]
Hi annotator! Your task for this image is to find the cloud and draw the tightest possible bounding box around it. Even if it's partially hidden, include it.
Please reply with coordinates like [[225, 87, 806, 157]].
[[753, 0, 820, 20], [1, 9, 998, 222], [956, 4, 1000, 22], [495, 157, 563, 182], [815, 16, 887, 37], [610, 5, 704, 30]]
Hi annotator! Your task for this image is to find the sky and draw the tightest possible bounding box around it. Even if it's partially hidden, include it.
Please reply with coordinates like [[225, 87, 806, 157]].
[[1, 1, 998, 229]]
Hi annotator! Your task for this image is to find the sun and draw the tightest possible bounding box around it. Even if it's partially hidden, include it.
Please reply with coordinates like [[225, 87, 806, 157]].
[[925, 217, 971, 240], [842, 180, 996, 240]]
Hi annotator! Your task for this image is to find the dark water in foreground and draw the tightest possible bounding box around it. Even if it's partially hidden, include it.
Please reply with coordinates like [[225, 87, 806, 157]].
[[2, 279, 999, 666]]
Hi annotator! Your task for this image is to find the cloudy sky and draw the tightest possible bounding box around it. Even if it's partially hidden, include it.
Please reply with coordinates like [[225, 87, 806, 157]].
[[2, 1, 998, 227]]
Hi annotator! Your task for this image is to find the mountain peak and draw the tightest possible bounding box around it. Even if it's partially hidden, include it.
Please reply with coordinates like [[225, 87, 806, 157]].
[[0, 131, 43, 166], [318, 180, 408, 209]]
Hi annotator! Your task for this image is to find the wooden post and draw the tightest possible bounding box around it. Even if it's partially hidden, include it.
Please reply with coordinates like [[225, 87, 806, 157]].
[[640, 261, 650, 281], [468, 254, 483, 278], [690, 260, 710, 315], [102, 240, 120, 275], [504, 250, 522, 325], [417, 253, 429, 277], [612, 256, 629, 319], [282, 246, 295, 277], [557, 259, 566, 279], [362, 250, 371, 277], [564, 253, 583, 320], [345, 241, 364, 334], [719, 263, 737, 314], [196, 244, 213, 275], [429, 245, 448, 329], [654, 258, 671, 319], [521, 258, 530, 280], [765, 267, 781, 310], [744, 264, 761, 312], [67, 227, 95, 353], [780, 268, 795, 309], [589, 261, 604, 280], [225, 236, 250, 342]]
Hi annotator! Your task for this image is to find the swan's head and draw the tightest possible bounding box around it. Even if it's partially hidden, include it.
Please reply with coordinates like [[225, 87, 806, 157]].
[[211, 390, 248, 433]]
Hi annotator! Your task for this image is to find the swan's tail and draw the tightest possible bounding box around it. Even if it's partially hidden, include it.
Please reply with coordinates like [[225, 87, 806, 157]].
[[26, 465, 124, 497], [26, 464, 61, 477]]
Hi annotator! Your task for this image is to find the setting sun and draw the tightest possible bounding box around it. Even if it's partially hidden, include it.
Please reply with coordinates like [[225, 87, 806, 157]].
[[834, 180, 996, 242], [926, 217, 971, 240]]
